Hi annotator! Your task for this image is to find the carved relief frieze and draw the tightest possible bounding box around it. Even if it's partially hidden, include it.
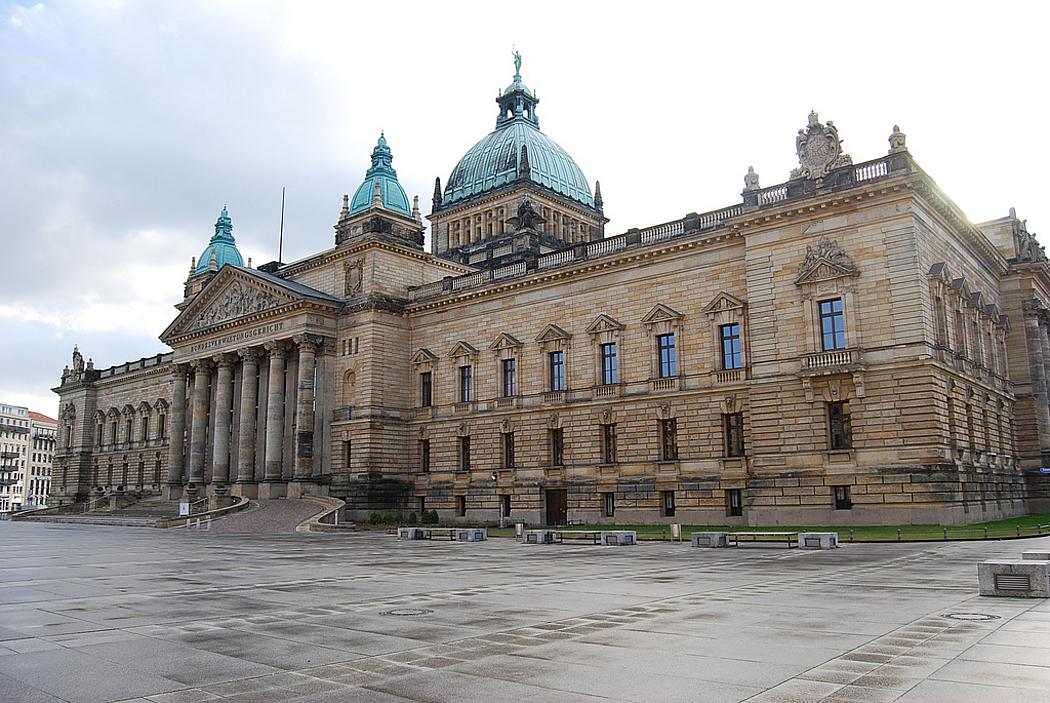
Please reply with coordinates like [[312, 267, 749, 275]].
[[195, 280, 281, 330]]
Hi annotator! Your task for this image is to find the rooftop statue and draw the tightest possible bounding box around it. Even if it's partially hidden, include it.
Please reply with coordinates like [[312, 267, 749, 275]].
[[506, 194, 545, 232]]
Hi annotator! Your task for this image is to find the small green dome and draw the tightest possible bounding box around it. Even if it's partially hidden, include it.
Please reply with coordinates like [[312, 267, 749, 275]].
[[195, 206, 244, 273], [349, 133, 412, 216], [442, 57, 593, 210]]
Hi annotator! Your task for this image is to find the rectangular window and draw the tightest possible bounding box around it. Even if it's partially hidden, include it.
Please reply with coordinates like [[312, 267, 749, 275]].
[[549, 351, 565, 391], [141, 416, 150, 442], [723, 413, 745, 457], [727, 488, 743, 517], [657, 334, 677, 377], [828, 401, 853, 450], [719, 323, 744, 370], [158, 414, 166, 440], [501, 432, 515, 469], [603, 491, 615, 518], [459, 366, 472, 403], [125, 419, 133, 444], [659, 418, 678, 461], [819, 298, 847, 351], [457, 495, 467, 517], [418, 496, 426, 514], [110, 422, 117, 444], [343, 439, 352, 467], [420, 439, 430, 472], [834, 485, 853, 510], [600, 342, 618, 385], [459, 436, 471, 471], [600, 424, 617, 464], [662, 490, 676, 517], [420, 371, 432, 407], [501, 358, 517, 397], [549, 427, 564, 466], [500, 494, 511, 518]]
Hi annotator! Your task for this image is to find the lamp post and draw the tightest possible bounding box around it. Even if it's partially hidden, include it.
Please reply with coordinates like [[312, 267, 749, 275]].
[[491, 471, 506, 528]]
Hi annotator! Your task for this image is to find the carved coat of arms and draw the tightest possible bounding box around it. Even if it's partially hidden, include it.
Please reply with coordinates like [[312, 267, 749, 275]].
[[791, 111, 853, 180]]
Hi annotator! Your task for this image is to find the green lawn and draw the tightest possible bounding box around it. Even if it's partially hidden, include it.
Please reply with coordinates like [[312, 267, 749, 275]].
[[485, 513, 1050, 542]]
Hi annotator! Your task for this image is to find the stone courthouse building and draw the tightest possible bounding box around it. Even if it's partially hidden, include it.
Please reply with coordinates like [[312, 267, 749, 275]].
[[52, 57, 1050, 525]]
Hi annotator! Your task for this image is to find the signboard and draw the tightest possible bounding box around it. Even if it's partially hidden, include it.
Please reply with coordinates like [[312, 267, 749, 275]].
[[1039, 467, 1050, 474], [179, 502, 190, 517]]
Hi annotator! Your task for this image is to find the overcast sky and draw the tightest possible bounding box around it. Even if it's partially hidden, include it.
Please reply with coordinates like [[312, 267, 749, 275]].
[[2, 1, 1048, 416]]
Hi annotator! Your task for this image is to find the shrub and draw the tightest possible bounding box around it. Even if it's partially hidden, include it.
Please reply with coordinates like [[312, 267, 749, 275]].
[[421, 509, 440, 525], [407, 512, 418, 525], [368, 512, 381, 525]]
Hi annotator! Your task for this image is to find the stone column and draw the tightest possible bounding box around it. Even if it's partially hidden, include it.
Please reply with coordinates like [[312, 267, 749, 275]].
[[165, 365, 188, 497], [293, 335, 318, 482], [235, 348, 261, 487], [263, 341, 287, 485], [1023, 312, 1050, 459], [187, 358, 212, 490], [210, 354, 235, 486]]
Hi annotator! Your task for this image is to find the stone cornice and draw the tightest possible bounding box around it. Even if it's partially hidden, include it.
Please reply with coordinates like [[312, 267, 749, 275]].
[[164, 299, 339, 346], [429, 181, 607, 223], [406, 228, 744, 314]]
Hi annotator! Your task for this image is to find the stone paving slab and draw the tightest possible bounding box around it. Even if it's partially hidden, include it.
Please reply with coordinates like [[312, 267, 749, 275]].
[[0, 522, 1048, 702]]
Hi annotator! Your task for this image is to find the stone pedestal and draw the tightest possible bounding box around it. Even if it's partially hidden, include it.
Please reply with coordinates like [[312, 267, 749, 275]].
[[257, 481, 287, 500], [286, 480, 320, 499], [163, 484, 184, 501], [231, 482, 258, 499]]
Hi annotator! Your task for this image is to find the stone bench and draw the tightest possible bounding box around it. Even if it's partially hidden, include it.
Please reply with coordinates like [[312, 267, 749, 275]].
[[397, 527, 427, 540], [397, 527, 486, 542], [728, 531, 799, 548], [454, 528, 487, 542], [1022, 550, 1050, 561], [798, 532, 839, 550], [978, 559, 1050, 598], [523, 529, 557, 544], [598, 530, 637, 546], [691, 532, 729, 548]]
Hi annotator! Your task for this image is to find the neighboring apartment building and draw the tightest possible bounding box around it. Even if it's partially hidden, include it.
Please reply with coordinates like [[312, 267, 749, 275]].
[[0, 405, 55, 512], [51, 57, 1050, 525]]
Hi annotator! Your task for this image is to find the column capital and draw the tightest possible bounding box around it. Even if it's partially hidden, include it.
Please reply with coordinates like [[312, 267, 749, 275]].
[[190, 358, 213, 372], [238, 347, 264, 363], [293, 333, 324, 353], [171, 364, 190, 380], [264, 340, 289, 359], [212, 353, 237, 369]]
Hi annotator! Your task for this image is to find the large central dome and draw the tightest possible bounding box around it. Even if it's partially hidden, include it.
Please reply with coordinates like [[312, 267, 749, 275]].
[[441, 59, 594, 210]]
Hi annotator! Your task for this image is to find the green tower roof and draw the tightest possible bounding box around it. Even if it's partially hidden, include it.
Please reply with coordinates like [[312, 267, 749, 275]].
[[349, 133, 412, 216], [195, 205, 244, 274], [441, 54, 594, 210]]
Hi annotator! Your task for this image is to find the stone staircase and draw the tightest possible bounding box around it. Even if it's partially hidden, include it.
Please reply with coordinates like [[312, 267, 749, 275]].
[[21, 497, 184, 527]]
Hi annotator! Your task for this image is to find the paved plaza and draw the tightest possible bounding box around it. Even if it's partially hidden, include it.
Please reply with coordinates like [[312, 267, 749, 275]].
[[1, 523, 1049, 702]]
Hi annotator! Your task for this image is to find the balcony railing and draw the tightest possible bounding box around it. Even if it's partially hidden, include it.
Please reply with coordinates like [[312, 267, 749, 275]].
[[803, 348, 862, 370]]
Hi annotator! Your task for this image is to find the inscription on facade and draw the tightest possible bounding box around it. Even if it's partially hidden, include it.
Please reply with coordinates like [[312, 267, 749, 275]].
[[188, 322, 285, 354]]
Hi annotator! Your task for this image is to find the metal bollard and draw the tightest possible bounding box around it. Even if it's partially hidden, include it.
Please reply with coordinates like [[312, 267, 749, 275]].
[[849, 528, 855, 542], [897, 528, 902, 542], [943, 527, 948, 540], [984, 527, 988, 539], [1016, 525, 1021, 537]]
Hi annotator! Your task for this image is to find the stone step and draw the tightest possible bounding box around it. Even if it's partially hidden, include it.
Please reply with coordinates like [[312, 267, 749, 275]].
[[26, 515, 158, 527]]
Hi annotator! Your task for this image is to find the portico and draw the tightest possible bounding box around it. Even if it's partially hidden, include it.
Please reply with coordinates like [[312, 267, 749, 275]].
[[159, 266, 341, 500]]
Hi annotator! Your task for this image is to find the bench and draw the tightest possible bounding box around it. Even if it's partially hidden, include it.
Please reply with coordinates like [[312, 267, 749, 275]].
[[397, 527, 487, 541], [978, 559, 1050, 597], [728, 531, 799, 549], [521, 529, 637, 545], [692, 532, 729, 548], [798, 532, 839, 550], [1023, 550, 1050, 561]]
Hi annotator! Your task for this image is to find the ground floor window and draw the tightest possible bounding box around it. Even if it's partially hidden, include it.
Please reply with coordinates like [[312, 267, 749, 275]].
[[603, 491, 615, 517], [661, 490, 676, 517], [500, 494, 511, 518], [457, 495, 467, 517], [726, 488, 743, 517], [833, 485, 853, 510]]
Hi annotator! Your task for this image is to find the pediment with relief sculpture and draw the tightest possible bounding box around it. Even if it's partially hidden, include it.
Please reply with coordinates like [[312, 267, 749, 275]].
[[162, 266, 338, 342], [794, 237, 859, 286]]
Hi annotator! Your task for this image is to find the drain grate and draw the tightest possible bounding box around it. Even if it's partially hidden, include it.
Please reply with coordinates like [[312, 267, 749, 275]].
[[941, 612, 1001, 621], [380, 608, 433, 617]]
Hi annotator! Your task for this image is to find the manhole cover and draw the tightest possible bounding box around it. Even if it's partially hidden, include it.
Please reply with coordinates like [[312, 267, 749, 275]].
[[941, 612, 1001, 621], [380, 608, 433, 617]]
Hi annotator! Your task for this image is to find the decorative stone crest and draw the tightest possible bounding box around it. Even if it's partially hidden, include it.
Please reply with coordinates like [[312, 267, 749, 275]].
[[888, 125, 907, 154], [344, 258, 364, 296], [506, 194, 544, 233], [795, 237, 858, 284], [196, 280, 280, 329], [790, 111, 852, 180], [743, 165, 760, 191]]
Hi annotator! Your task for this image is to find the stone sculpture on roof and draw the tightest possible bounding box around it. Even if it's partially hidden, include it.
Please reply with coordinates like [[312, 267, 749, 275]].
[[790, 110, 853, 180]]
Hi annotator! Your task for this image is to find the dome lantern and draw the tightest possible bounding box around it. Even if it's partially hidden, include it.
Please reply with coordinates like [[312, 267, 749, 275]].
[[194, 205, 244, 274], [348, 133, 412, 217]]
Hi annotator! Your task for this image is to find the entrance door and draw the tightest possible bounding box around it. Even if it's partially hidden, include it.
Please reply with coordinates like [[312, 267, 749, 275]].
[[545, 489, 568, 526]]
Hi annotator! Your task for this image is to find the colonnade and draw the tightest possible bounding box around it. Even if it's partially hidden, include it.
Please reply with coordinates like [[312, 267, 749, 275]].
[[166, 334, 329, 496]]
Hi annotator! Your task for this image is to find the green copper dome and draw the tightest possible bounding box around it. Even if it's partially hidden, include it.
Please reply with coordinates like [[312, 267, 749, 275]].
[[441, 56, 594, 209], [195, 206, 244, 274], [349, 133, 412, 216]]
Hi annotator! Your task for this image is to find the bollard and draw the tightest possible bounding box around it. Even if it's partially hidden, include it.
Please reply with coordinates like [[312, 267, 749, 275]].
[[897, 528, 902, 542], [984, 527, 988, 539], [943, 527, 948, 540], [1016, 525, 1021, 537], [849, 528, 855, 542]]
